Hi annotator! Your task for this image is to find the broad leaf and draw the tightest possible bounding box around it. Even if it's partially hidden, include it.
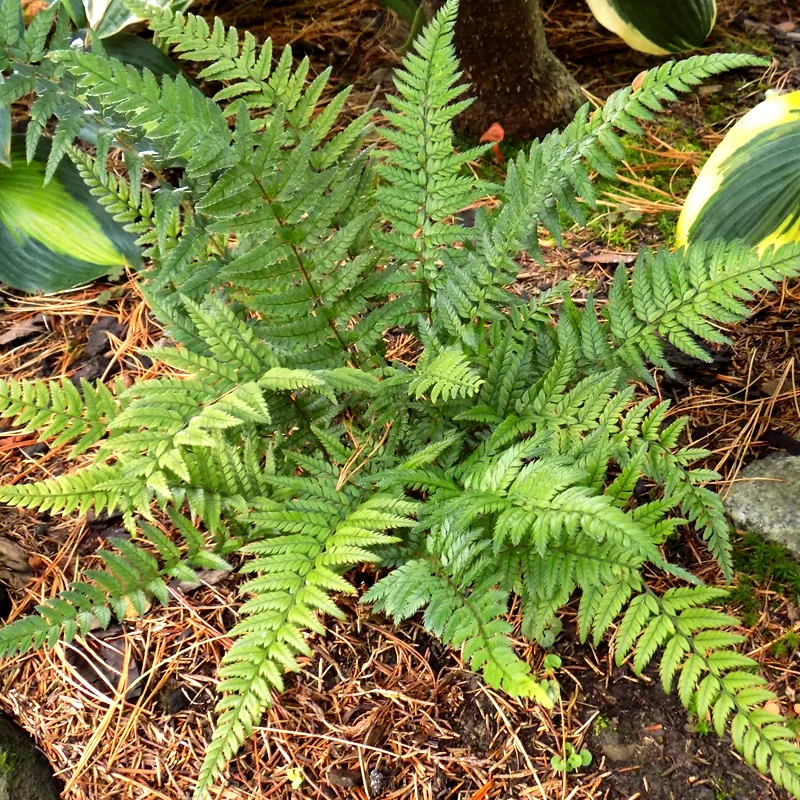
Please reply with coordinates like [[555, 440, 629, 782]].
[[378, 0, 426, 48], [94, 31, 180, 76], [85, 0, 191, 39], [84, 0, 141, 37], [378, 0, 420, 24], [677, 90, 800, 251], [0, 138, 141, 292], [57, 0, 89, 28], [0, 80, 10, 169], [586, 0, 716, 54]]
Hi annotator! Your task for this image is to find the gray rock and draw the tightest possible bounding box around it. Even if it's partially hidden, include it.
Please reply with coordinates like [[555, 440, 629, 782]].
[[724, 455, 800, 558], [596, 729, 638, 762], [0, 537, 29, 575], [0, 712, 60, 800], [0, 536, 31, 591]]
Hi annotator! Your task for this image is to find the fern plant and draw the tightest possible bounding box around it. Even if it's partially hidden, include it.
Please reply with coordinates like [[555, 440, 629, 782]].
[[2, 1, 800, 797]]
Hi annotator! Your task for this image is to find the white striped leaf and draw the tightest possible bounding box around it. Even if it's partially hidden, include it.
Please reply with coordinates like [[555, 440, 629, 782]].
[[0, 89, 10, 168], [677, 91, 800, 251], [586, 0, 717, 55], [83, 0, 191, 39], [0, 138, 141, 292]]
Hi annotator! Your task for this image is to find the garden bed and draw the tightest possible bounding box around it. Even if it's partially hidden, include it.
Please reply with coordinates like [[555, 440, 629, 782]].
[[1, 0, 799, 798]]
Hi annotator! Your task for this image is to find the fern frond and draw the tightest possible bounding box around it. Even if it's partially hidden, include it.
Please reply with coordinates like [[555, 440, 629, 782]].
[[615, 587, 800, 797], [375, 0, 490, 291], [408, 345, 484, 403], [2, 4, 795, 799], [195, 491, 416, 798], [505, 53, 770, 244], [68, 146, 182, 260], [0, 464, 137, 518], [134, 0, 353, 141], [455, 53, 770, 323], [364, 525, 554, 705], [599, 242, 800, 380], [680, 482, 733, 581], [0, 376, 119, 456], [0, 512, 228, 658], [180, 296, 279, 377], [52, 49, 234, 177]]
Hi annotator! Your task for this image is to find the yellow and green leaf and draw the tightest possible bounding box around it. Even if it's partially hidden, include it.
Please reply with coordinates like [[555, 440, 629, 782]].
[[0, 78, 11, 168], [0, 138, 141, 292], [586, 0, 716, 55], [677, 90, 800, 251], [84, 0, 191, 39]]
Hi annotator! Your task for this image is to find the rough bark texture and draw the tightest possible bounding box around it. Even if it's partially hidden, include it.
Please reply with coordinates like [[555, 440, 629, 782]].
[[425, 0, 582, 140]]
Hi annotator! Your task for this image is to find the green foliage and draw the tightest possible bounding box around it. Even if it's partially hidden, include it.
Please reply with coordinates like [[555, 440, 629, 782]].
[[0, 0, 183, 291], [77, 0, 192, 39], [586, 0, 716, 55], [771, 631, 800, 661], [592, 713, 611, 734], [677, 89, 800, 252], [551, 742, 593, 773], [377, 0, 426, 49], [694, 717, 712, 736], [0, 1, 798, 798], [0, 375, 119, 456], [733, 531, 800, 600], [0, 135, 142, 291], [615, 585, 800, 794], [0, 747, 18, 775], [730, 531, 800, 627], [0, 509, 228, 657]]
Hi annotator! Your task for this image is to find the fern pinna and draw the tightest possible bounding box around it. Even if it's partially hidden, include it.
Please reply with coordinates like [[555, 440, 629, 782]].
[[1, 1, 800, 796]]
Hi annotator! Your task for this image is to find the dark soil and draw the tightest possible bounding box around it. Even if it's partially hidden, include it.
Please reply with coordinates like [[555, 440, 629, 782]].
[[0, 588, 10, 622], [583, 667, 781, 800], [231, 615, 791, 799]]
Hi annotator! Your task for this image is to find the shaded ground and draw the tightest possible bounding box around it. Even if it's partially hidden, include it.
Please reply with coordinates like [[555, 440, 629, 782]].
[[1, 1, 799, 799], [583, 667, 778, 800]]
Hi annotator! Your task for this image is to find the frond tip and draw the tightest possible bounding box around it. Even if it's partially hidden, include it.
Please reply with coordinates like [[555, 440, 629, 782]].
[[0, 377, 118, 456], [194, 493, 417, 797], [409, 346, 484, 403], [615, 587, 800, 797]]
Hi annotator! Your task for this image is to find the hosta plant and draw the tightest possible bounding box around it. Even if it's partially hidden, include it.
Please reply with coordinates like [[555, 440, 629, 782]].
[[678, 89, 800, 251], [60, 0, 188, 75], [68, 0, 191, 38], [0, 135, 141, 291], [586, 0, 717, 54], [1, 1, 800, 797], [0, 0, 183, 292]]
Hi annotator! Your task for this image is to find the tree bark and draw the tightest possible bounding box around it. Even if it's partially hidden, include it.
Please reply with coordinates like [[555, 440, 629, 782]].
[[424, 0, 582, 140]]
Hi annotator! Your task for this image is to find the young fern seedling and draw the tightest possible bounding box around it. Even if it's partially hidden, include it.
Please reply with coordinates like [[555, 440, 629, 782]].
[[2, 1, 800, 797]]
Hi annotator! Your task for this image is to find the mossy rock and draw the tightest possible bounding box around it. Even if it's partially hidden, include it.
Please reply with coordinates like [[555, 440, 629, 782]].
[[0, 712, 60, 800], [724, 455, 800, 560]]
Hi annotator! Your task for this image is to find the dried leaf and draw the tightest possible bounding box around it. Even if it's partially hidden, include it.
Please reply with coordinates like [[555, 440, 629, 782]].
[[0, 315, 46, 346]]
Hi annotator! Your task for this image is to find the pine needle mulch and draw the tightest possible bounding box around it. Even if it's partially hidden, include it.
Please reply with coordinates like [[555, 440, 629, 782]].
[[1, 0, 800, 799]]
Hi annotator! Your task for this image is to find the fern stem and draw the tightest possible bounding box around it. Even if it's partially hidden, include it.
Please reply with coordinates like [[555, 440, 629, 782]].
[[248, 171, 362, 366]]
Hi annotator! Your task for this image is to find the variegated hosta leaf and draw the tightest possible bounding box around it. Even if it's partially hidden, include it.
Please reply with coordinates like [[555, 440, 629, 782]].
[[586, 0, 717, 54], [677, 90, 800, 251], [83, 0, 192, 38], [0, 100, 9, 169], [0, 137, 141, 292]]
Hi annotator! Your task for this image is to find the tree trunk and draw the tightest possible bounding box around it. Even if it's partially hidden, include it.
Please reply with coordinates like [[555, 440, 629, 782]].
[[424, 0, 582, 140]]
